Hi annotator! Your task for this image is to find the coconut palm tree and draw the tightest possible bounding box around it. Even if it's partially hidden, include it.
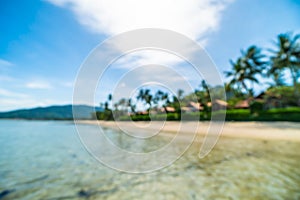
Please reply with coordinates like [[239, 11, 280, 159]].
[[154, 90, 169, 113], [104, 102, 109, 110], [269, 33, 300, 88], [136, 89, 144, 101], [177, 89, 184, 101], [144, 89, 153, 110], [200, 80, 210, 102], [107, 94, 112, 110], [136, 88, 153, 111], [126, 98, 136, 114], [118, 98, 127, 111], [242, 46, 266, 71], [225, 45, 265, 96]]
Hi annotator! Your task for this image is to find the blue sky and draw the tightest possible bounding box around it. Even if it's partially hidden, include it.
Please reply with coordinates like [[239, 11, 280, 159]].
[[0, 0, 299, 111]]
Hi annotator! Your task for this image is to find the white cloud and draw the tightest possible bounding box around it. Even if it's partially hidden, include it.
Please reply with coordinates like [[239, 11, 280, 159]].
[[48, 0, 233, 104], [111, 49, 184, 69], [47, 0, 233, 69], [47, 0, 233, 41], [25, 81, 53, 89]]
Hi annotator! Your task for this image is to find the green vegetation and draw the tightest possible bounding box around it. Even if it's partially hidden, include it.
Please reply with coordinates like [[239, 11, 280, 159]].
[[225, 45, 265, 96], [96, 32, 300, 122], [102, 107, 300, 122]]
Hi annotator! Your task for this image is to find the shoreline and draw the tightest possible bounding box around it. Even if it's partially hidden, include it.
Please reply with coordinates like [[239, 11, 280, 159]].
[[77, 120, 300, 142]]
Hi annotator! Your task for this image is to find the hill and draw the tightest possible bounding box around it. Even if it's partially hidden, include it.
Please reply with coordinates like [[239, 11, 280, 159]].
[[0, 105, 103, 120]]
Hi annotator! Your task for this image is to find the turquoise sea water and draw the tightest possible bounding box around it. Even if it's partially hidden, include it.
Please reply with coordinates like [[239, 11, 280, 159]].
[[0, 120, 300, 199]]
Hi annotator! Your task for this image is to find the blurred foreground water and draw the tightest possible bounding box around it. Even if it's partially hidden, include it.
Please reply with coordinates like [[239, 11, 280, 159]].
[[0, 120, 299, 200]]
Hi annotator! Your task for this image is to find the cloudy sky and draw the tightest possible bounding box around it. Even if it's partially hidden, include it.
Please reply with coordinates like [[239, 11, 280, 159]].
[[1, 0, 300, 111]]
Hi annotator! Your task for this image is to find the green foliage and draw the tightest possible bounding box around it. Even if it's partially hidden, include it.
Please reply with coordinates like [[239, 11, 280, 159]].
[[136, 88, 153, 110], [269, 33, 300, 87], [266, 107, 300, 113], [99, 106, 300, 122], [119, 113, 200, 121], [96, 109, 113, 120], [213, 109, 251, 121], [97, 32, 300, 122], [256, 107, 300, 121], [264, 86, 298, 107], [250, 101, 264, 114], [225, 97, 242, 109], [212, 108, 300, 121], [225, 45, 265, 96]]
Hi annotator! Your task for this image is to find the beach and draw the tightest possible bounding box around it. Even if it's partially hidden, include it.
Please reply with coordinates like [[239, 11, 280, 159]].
[[1, 120, 300, 199], [78, 120, 300, 142], [73, 120, 300, 199]]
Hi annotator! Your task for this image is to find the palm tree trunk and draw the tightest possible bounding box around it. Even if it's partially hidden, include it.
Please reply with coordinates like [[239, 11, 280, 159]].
[[241, 82, 249, 96], [163, 105, 168, 114], [290, 67, 297, 87], [290, 66, 300, 99]]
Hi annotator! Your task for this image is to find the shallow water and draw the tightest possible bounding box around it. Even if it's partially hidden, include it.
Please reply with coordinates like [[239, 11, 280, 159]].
[[0, 120, 300, 199]]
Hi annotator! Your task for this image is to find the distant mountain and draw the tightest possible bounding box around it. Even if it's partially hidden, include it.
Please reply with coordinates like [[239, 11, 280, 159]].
[[0, 105, 103, 120]]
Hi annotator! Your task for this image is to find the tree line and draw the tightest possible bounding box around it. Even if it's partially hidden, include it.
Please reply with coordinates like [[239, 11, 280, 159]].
[[96, 32, 300, 121]]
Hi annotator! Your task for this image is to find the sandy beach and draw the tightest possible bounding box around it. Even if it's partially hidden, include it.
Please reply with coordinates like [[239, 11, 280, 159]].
[[77, 120, 300, 142]]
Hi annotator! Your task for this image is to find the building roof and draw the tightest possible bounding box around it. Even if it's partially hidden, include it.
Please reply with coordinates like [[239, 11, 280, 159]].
[[181, 107, 192, 112], [188, 101, 203, 110], [215, 99, 228, 106], [160, 106, 175, 112], [235, 100, 250, 108], [207, 99, 228, 107]]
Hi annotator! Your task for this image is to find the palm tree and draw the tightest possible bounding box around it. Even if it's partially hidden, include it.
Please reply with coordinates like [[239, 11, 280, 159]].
[[144, 89, 153, 111], [194, 80, 210, 112], [136, 89, 145, 112], [177, 89, 184, 101], [118, 98, 126, 110], [200, 80, 210, 102], [225, 58, 251, 94], [154, 90, 169, 113], [269, 33, 300, 88], [267, 69, 286, 86], [225, 82, 245, 99], [107, 94, 112, 110], [225, 45, 265, 96], [136, 88, 153, 111], [104, 102, 109, 110], [126, 98, 136, 114]]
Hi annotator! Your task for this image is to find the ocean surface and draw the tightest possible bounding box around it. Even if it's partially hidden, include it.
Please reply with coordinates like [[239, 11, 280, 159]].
[[0, 120, 300, 200]]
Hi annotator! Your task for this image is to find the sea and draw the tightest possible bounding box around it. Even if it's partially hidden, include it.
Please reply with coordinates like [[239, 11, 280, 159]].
[[0, 120, 300, 200]]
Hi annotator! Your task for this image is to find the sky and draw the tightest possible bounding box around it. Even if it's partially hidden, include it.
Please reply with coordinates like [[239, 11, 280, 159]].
[[0, 0, 300, 111]]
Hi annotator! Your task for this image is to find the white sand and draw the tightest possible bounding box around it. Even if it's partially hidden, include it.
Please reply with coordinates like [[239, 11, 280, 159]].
[[77, 120, 300, 142]]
